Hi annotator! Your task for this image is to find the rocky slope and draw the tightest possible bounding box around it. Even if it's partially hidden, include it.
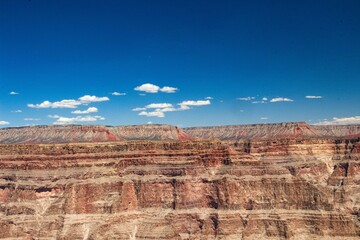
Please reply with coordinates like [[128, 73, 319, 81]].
[[0, 136, 359, 239], [0, 125, 192, 144], [1, 122, 360, 144], [184, 122, 360, 140]]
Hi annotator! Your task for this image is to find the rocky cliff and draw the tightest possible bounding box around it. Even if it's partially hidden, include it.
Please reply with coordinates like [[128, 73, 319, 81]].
[[1, 122, 359, 144], [0, 135, 359, 239], [184, 122, 360, 140], [0, 125, 192, 144]]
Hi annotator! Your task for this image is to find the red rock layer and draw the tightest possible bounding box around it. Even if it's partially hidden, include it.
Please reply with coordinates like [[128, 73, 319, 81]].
[[1, 123, 359, 144], [0, 124, 192, 144], [0, 139, 359, 239], [184, 122, 360, 140]]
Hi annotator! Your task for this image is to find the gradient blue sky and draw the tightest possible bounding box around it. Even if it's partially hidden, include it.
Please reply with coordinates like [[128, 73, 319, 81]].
[[1, 0, 360, 127]]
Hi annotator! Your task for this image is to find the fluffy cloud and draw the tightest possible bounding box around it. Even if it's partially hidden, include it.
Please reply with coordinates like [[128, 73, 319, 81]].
[[262, 97, 268, 101], [28, 95, 109, 109], [135, 100, 211, 118], [0, 121, 9, 125], [71, 107, 98, 114], [78, 95, 109, 103], [178, 100, 211, 110], [133, 103, 175, 117], [138, 111, 165, 118], [205, 97, 213, 100], [132, 107, 147, 111], [237, 97, 255, 101], [146, 103, 173, 109], [9, 91, 19, 95], [135, 103, 174, 118], [28, 100, 82, 109], [51, 115, 105, 125], [270, 97, 294, 102], [111, 92, 126, 96], [156, 107, 177, 112], [160, 86, 178, 93], [11, 110, 22, 113], [134, 83, 160, 93], [315, 116, 360, 125], [134, 83, 178, 93], [305, 96, 322, 99]]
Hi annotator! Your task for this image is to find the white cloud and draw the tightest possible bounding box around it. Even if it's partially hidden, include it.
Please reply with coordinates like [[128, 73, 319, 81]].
[[315, 116, 360, 125], [11, 110, 22, 113], [139, 93, 146, 96], [132, 107, 147, 111], [205, 97, 213, 100], [112, 92, 126, 96], [136, 99, 210, 118], [134, 83, 160, 93], [9, 91, 19, 95], [78, 95, 109, 103], [28, 95, 109, 109], [252, 101, 266, 104], [134, 83, 178, 93], [52, 115, 105, 125], [146, 103, 173, 109], [28, 99, 82, 109], [156, 107, 177, 112], [260, 117, 269, 120], [147, 121, 153, 124], [160, 86, 178, 93], [134, 103, 177, 118], [0, 121, 9, 125], [24, 118, 40, 121], [71, 107, 98, 114], [178, 100, 211, 110], [305, 96, 322, 99], [138, 111, 165, 118], [270, 97, 294, 102], [237, 97, 255, 101], [262, 97, 268, 101]]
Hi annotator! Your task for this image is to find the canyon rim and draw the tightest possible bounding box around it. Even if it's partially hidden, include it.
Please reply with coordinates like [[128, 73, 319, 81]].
[[0, 123, 359, 239]]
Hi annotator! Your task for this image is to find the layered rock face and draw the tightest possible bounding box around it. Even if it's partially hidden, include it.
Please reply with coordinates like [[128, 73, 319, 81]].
[[0, 136, 359, 239], [0, 125, 192, 144], [184, 122, 360, 140], [1, 122, 359, 144]]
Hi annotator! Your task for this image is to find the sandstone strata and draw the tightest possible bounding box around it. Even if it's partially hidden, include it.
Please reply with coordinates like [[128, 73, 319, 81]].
[[0, 132, 359, 239], [184, 122, 360, 140], [0, 125, 192, 144], [1, 122, 359, 145]]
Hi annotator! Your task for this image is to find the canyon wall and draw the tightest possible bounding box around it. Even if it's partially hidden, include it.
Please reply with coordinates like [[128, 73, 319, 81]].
[[184, 122, 360, 140], [0, 137, 359, 239], [0, 125, 192, 144], [1, 122, 360, 145]]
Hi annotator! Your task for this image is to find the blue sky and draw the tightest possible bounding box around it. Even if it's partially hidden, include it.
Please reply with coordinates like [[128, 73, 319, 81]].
[[1, 0, 360, 127]]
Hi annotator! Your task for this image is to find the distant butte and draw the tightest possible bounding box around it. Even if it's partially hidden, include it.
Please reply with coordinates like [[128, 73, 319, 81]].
[[0, 122, 360, 144], [0, 122, 359, 239]]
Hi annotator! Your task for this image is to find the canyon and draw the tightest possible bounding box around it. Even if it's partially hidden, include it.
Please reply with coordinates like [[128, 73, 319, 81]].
[[0, 122, 359, 239]]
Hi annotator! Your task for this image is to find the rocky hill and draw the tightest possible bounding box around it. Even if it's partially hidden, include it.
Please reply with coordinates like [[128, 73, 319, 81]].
[[1, 122, 359, 144], [184, 122, 360, 140], [0, 123, 359, 239], [0, 124, 192, 144]]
